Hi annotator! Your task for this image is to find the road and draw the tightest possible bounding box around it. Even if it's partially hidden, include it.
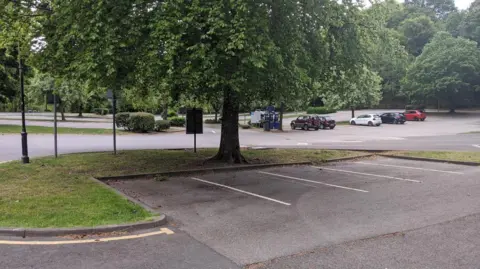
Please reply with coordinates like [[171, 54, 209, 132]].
[[1, 111, 480, 162]]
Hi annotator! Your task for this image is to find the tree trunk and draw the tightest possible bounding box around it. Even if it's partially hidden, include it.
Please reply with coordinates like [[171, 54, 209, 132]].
[[162, 103, 168, 120], [214, 111, 218, 122], [60, 105, 66, 121], [78, 103, 83, 117], [351, 107, 355, 118], [279, 102, 284, 131], [44, 94, 48, 111], [211, 87, 245, 164]]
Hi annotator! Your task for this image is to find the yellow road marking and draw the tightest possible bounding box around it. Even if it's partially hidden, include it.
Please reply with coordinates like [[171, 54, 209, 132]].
[[0, 228, 174, 245]]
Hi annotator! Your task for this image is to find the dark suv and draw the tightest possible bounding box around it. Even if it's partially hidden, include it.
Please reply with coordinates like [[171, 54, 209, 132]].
[[380, 112, 406, 124], [291, 115, 321, 130], [318, 116, 336, 129]]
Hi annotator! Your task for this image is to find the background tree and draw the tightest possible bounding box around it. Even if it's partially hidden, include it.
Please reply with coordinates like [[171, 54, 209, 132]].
[[399, 15, 437, 56], [402, 32, 480, 112]]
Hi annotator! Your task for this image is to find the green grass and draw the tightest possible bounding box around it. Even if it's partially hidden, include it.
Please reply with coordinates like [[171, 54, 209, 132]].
[[0, 124, 128, 135], [391, 151, 480, 163], [0, 149, 364, 228], [0, 117, 111, 123]]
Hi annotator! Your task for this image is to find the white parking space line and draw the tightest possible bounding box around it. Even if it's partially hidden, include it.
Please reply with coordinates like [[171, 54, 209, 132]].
[[258, 171, 369, 193], [313, 166, 421, 183], [473, 144, 480, 149], [354, 161, 464, 175], [190, 177, 291, 206]]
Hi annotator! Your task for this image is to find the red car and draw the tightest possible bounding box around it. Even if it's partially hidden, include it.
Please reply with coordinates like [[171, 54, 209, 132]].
[[404, 110, 426, 121], [291, 115, 321, 130]]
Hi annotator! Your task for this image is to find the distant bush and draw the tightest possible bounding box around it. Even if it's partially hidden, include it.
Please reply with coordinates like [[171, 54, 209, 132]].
[[306, 107, 336, 115], [167, 110, 178, 118], [169, 116, 186, 127], [93, 108, 109, 115], [240, 124, 251, 129], [204, 119, 221, 124], [127, 112, 155, 133], [155, 120, 171, 132], [116, 112, 131, 130]]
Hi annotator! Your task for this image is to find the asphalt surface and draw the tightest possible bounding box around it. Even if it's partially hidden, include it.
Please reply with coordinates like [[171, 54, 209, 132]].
[[2, 157, 480, 268], [105, 158, 480, 268]]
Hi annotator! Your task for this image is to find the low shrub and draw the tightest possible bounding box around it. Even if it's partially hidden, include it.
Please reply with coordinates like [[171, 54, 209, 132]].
[[169, 116, 186, 127], [127, 112, 155, 133], [116, 112, 131, 130], [93, 108, 109, 115], [240, 124, 251, 129], [204, 119, 221, 124], [306, 107, 336, 115], [167, 110, 178, 118], [155, 120, 171, 132]]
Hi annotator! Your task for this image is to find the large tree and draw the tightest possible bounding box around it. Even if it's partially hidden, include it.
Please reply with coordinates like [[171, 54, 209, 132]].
[[399, 15, 437, 56], [402, 32, 480, 112]]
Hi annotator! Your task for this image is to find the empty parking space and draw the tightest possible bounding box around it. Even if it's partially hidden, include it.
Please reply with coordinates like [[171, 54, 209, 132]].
[[109, 157, 480, 266]]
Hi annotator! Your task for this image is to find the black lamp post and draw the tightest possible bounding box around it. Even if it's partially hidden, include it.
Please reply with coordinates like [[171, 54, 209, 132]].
[[18, 56, 29, 164]]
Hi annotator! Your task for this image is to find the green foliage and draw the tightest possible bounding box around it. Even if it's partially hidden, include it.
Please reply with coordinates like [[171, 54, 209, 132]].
[[169, 117, 186, 127], [167, 110, 178, 118], [155, 120, 171, 132], [127, 112, 155, 133], [399, 15, 437, 56], [306, 107, 337, 115], [402, 32, 480, 111], [321, 66, 383, 110], [116, 112, 131, 130]]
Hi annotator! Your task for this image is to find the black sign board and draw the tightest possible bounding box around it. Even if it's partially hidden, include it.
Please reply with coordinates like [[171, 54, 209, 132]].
[[47, 92, 55, 104], [186, 108, 203, 153], [186, 108, 203, 134]]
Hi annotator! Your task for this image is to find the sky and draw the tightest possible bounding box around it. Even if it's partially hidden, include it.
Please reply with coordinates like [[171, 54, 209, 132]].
[[456, 0, 474, 10]]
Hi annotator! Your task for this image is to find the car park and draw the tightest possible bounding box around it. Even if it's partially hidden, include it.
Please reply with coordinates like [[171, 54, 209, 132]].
[[404, 110, 427, 121], [318, 115, 336, 129], [380, 112, 406, 124], [350, 114, 382, 126], [291, 115, 321, 130]]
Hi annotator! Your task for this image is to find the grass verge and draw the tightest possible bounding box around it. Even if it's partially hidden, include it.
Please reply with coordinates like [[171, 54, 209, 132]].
[[389, 151, 480, 163], [0, 124, 122, 135], [0, 149, 364, 228]]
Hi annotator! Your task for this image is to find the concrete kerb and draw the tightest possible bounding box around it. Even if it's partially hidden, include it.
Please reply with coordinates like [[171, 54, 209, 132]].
[[0, 215, 167, 238], [379, 154, 480, 166]]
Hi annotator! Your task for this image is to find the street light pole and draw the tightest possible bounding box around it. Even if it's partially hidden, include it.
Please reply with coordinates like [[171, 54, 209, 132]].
[[19, 56, 29, 164]]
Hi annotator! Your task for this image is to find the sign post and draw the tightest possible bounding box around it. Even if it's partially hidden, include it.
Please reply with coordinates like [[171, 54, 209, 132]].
[[53, 94, 58, 158], [186, 108, 203, 153], [106, 89, 117, 155]]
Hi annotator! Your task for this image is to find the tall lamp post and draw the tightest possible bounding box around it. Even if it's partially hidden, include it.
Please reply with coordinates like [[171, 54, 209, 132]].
[[18, 50, 29, 164]]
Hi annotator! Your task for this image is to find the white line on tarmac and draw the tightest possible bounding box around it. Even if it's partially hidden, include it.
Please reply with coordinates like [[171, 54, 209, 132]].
[[0, 228, 174, 245], [297, 142, 309, 146], [190, 177, 291, 206], [473, 144, 480, 149], [353, 161, 464, 175], [258, 171, 369, 193], [313, 166, 421, 183]]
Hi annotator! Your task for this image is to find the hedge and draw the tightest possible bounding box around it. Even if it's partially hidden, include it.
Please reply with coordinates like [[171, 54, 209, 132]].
[[116, 112, 131, 130], [127, 112, 155, 133], [306, 107, 336, 115], [155, 120, 171, 132], [169, 116, 186, 127]]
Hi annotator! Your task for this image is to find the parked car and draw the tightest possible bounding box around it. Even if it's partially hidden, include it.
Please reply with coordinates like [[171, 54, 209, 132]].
[[404, 110, 426, 121], [350, 114, 382, 126], [318, 115, 336, 129], [291, 115, 321, 130], [380, 112, 406, 124]]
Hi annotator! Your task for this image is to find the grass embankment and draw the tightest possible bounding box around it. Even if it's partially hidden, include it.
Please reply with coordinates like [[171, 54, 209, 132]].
[[391, 151, 480, 163], [0, 149, 363, 228], [0, 124, 119, 135]]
